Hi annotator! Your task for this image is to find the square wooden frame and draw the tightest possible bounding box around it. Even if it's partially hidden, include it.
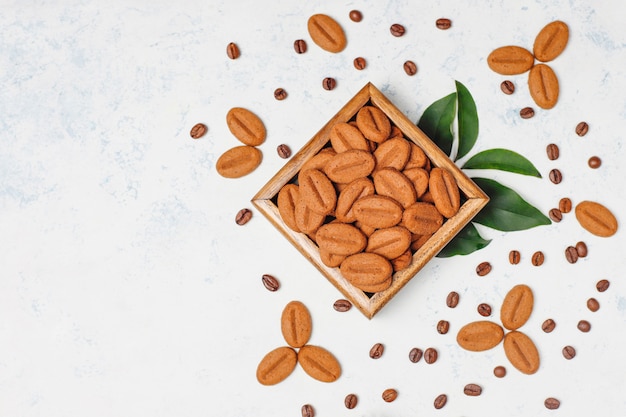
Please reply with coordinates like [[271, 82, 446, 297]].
[[252, 83, 489, 319]]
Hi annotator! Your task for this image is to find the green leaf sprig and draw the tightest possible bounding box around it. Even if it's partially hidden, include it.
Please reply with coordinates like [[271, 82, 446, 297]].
[[418, 81, 550, 257]]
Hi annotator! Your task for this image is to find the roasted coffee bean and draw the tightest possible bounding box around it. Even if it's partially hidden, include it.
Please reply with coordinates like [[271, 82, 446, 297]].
[[424, 347, 438, 364], [434, 394, 448, 409], [464, 383, 482, 396], [545, 397, 561, 410], [261, 274, 279, 291], [520, 106, 535, 119], [333, 299, 352, 312], [559, 197, 572, 213], [369, 343, 384, 359], [577, 320, 591, 333], [235, 208, 253, 225], [436, 18, 452, 30], [531, 251, 545, 266], [301, 404, 315, 417], [565, 246, 579, 263], [409, 347, 423, 363], [549, 168, 562, 184], [437, 320, 450, 334], [542, 318, 556, 333], [344, 393, 358, 409], [493, 366, 507, 378], [294, 39, 307, 54], [274, 88, 287, 100], [477, 303, 492, 317], [353, 57, 366, 70], [446, 291, 460, 308], [588, 156, 601, 168], [509, 250, 521, 265], [546, 143, 559, 160], [226, 42, 240, 59], [322, 77, 336, 91], [587, 298, 600, 312], [597, 279, 610, 292], [382, 388, 398, 402], [575, 241, 588, 257], [277, 144, 291, 159], [390, 23, 405, 37], [349, 10, 363, 22], [576, 121, 589, 136], [404, 60, 418, 76], [549, 208, 562, 222], [562, 345, 576, 359], [190, 123, 207, 139], [500, 80, 515, 94], [476, 261, 492, 276]]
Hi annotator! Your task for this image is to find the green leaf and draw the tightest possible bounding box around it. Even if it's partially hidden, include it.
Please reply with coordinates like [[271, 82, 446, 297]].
[[471, 177, 551, 231], [462, 148, 542, 178], [418, 92, 456, 156], [437, 222, 491, 258], [455, 81, 479, 161]]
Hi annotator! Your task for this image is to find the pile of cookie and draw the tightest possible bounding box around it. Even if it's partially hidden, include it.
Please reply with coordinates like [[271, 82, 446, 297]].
[[276, 104, 462, 294]]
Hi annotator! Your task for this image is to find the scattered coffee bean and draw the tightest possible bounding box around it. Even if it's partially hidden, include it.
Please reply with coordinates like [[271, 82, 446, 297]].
[[409, 347, 423, 363], [520, 107, 535, 119], [576, 121, 589, 136], [549, 208, 562, 222], [565, 246, 579, 263], [294, 39, 307, 54], [542, 318, 556, 333], [403, 60, 418, 76], [509, 250, 521, 265], [588, 156, 601, 169], [277, 144, 292, 159], [596, 279, 610, 292], [369, 343, 384, 359], [436, 18, 452, 30], [446, 291, 460, 308], [437, 320, 450, 334], [575, 241, 588, 257], [562, 345, 576, 359], [531, 251, 545, 266], [190, 123, 207, 139], [274, 88, 287, 100], [301, 404, 315, 417], [546, 143, 559, 160], [424, 347, 438, 364], [464, 383, 482, 396], [344, 393, 358, 409], [261, 274, 280, 292], [322, 77, 336, 91], [235, 208, 253, 225], [500, 80, 515, 95], [353, 57, 366, 70], [434, 394, 448, 409], [559, 197, 572, 213], [493, 366, 506, 378], [549, 168, 562, 184], [577, 320, 591, 333], [390, 23, 406, 37], [349, 10, 363, 22], [382, 388, 398, 402], [477, 303, 492, 317], [545, 397, 561, 410], [226, 42, 240, 59], [333, 299, 352, 312], [476, 261, 492, 276], [587, 297, 600, 312]]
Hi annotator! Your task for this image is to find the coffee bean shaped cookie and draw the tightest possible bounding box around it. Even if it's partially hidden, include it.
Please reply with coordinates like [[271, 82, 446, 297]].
[[256, 346, 298, 385], [216, 145, 262, 178], [281, 301, 313, 348], [226, 107, 266, 146], [298, 345, 342, 382], [487, 46, 534, 75], [356, 106, 391, 143]]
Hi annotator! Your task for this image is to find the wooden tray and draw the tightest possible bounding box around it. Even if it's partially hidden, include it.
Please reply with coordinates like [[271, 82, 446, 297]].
[[252, 82, 489, 319]]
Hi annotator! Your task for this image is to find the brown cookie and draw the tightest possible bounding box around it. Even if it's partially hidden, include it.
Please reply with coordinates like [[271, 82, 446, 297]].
[[533, 20, 569, 62], [500, 284, 534, 330], [404, 142, 429, 170], [340, 252, 393, 293], [487, 46, 535, 75], [429, 167, 461, 218], [528, 64, 559, 109], [403, 168, 429, 198], [356, 106, 391, 143], [295, 196, 326, 234], [226, 107, 266, 146], [335, 178, 375, 223], [575, 200, 618, 237], [301, 147, 336, 173], [457, 321, 505, 352], [299, 169, 337, 215], [503, 331, 540, 374], [298, 345, 342, 382], [329, 122, 369, 153], [402, 202, 444, 235], [307, 14, 347, 53], [353, 195, 404, 229], [391, 249, 413, 272], [216, 145, 262, 178], [281, 301, 313, 348], [325, 149, 376, 184], [277, 183, 301, 232], [320, 249, 346, 268], [316, 223, 367, 256], [372, 168, 417, 209], [373, 137, 411, 171], [256, 346, 298, 385], [366, 226, 412, 259]]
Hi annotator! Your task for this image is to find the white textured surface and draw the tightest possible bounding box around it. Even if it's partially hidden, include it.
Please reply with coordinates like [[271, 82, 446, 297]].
[[1, 1, 625, 416]]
